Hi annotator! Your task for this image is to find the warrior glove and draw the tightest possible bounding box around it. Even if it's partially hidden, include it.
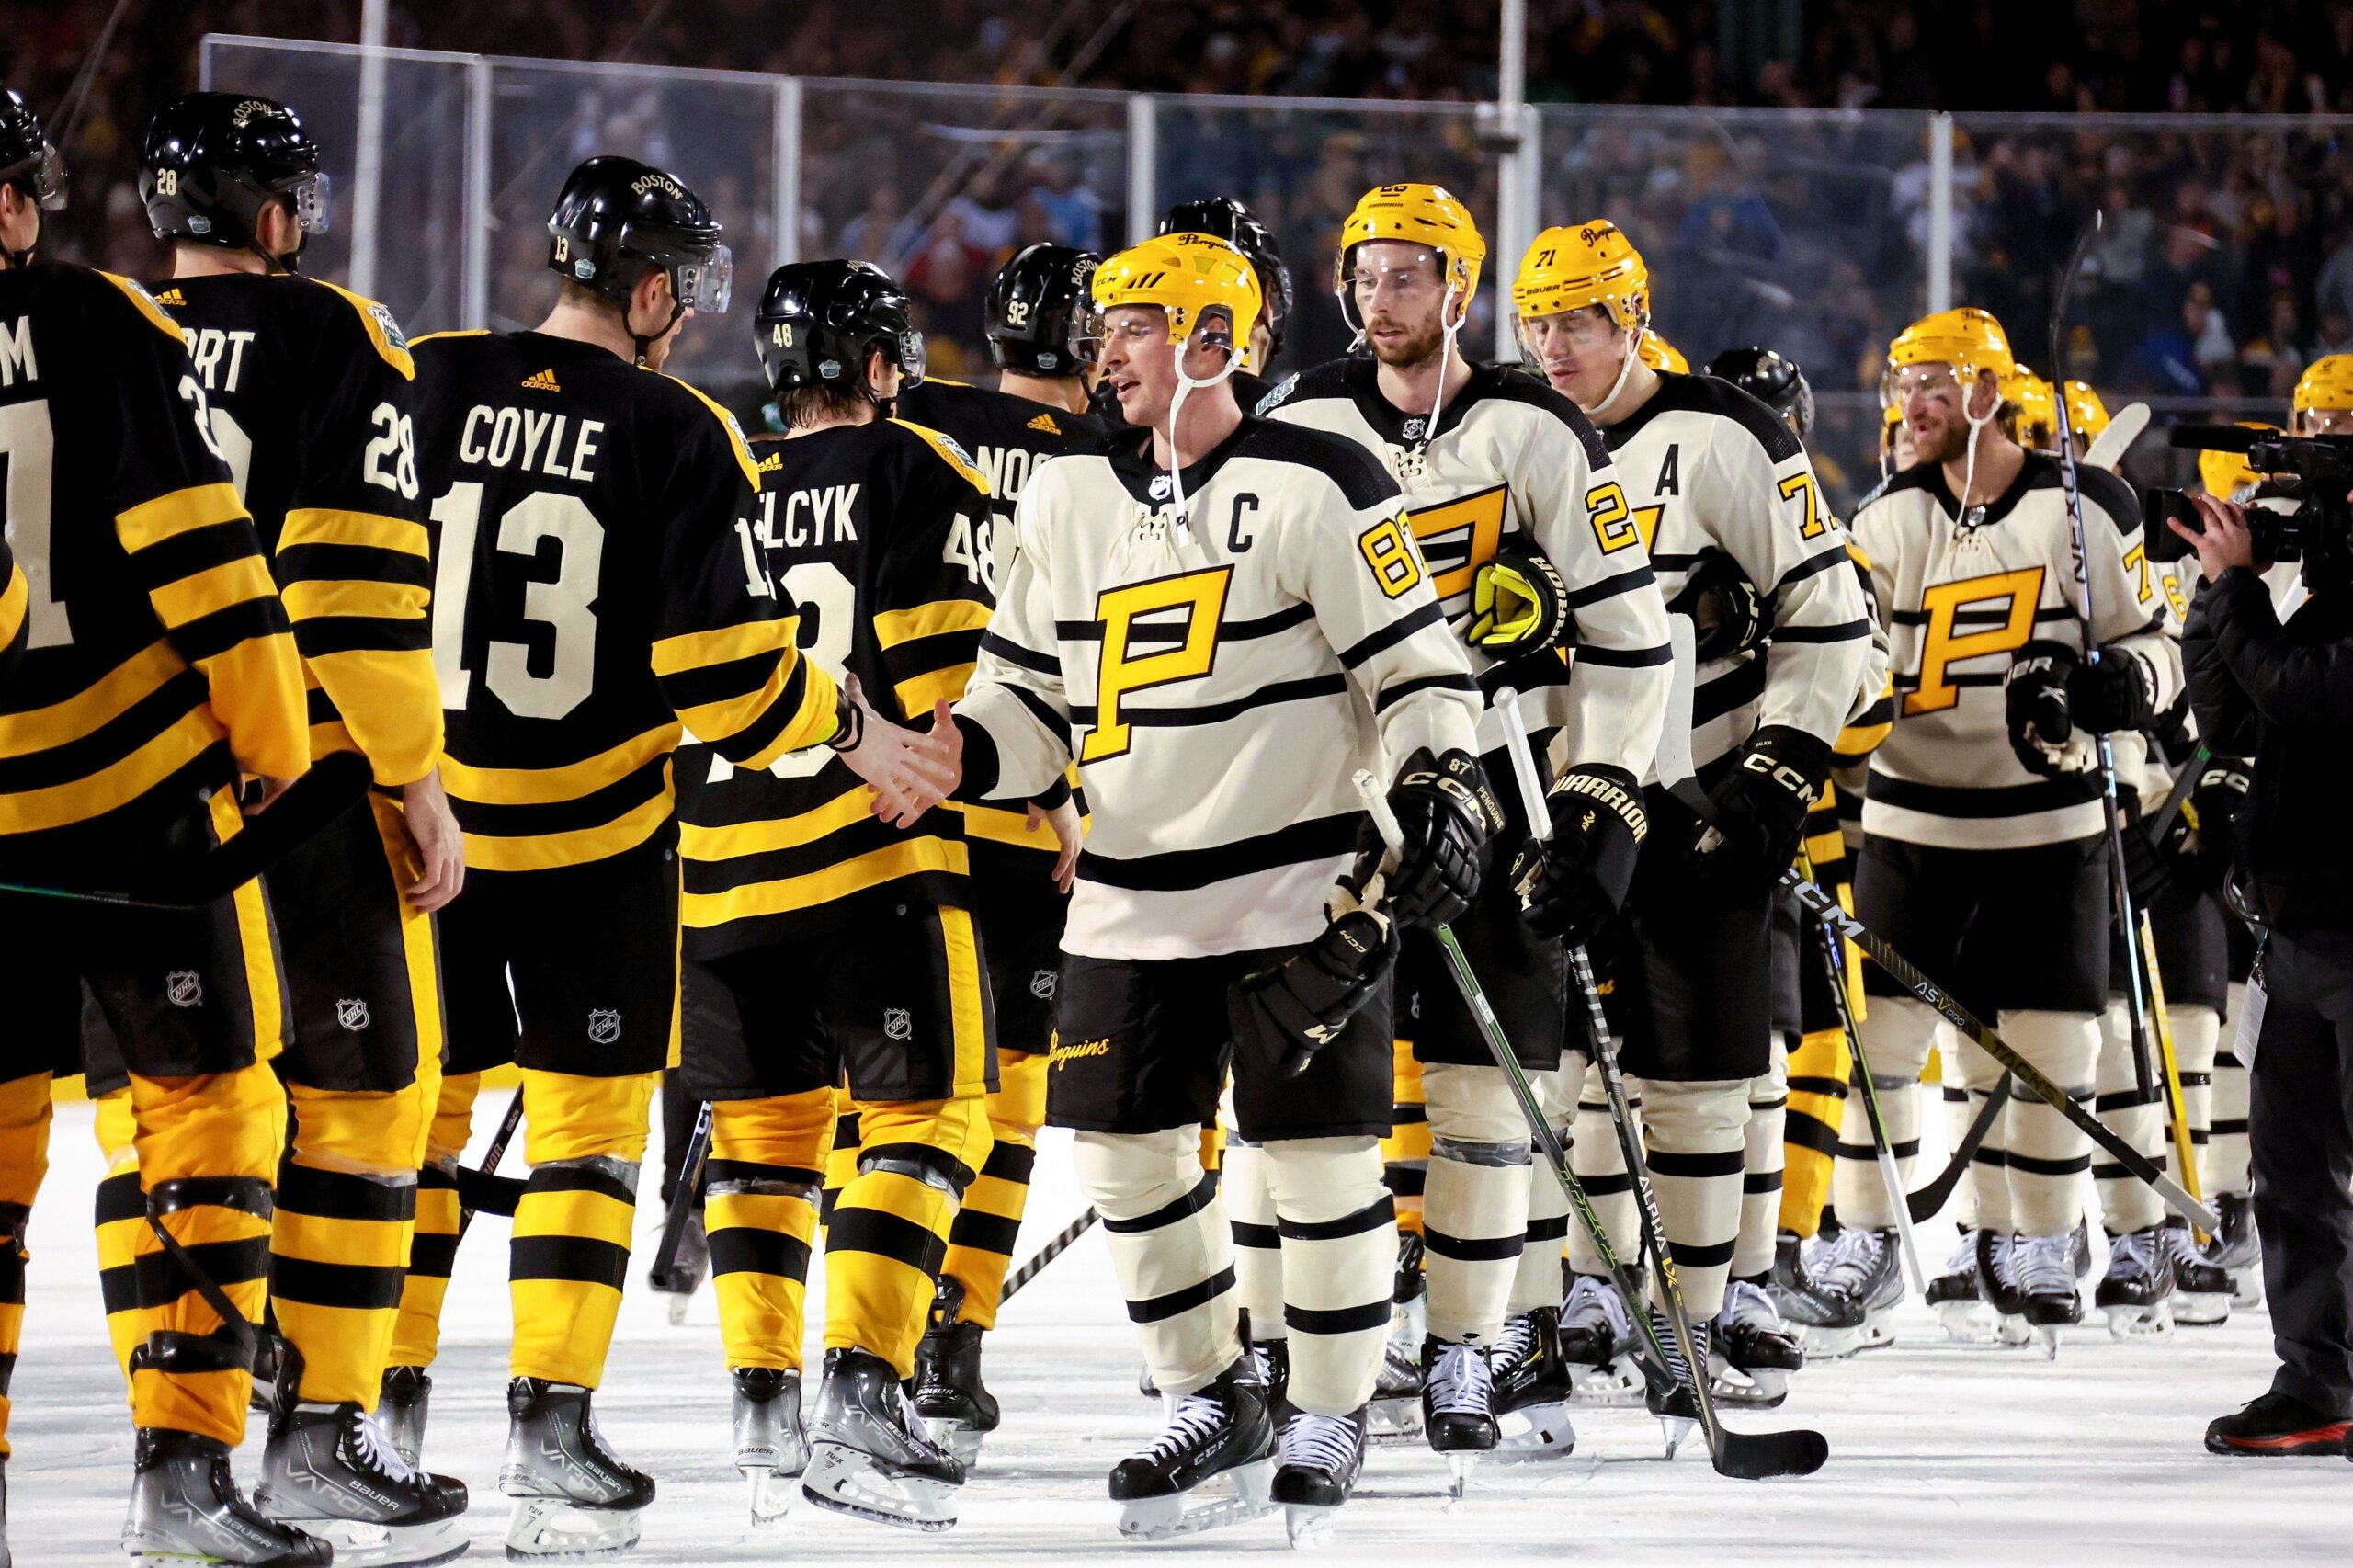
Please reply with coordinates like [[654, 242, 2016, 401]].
[[1468, 549, 1573, 656], [1513, 765, 1647, 944], [1690, 726, 1828, 892], [1363, 747, 1502, 928]]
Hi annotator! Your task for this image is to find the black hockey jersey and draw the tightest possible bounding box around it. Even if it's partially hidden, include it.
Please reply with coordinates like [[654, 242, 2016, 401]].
[[0, 264, 306, 851], [411, 329, 838, 875], [676, 416, 992, 955], [152, 272, 440, 788]]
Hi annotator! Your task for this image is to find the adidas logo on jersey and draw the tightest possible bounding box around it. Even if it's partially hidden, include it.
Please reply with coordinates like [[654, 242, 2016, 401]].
[[1026, 411, 1060, 434], [521, 369, 561, 392], [153, 287, 186, 307]]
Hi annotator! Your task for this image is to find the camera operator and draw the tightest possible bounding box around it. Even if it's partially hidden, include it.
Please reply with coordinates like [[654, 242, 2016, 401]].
[[2173, 489, 2353, 1458]]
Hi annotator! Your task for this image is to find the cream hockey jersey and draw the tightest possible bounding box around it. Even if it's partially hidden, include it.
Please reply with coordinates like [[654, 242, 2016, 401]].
[[1258, 358, 1668, 779], [1597, 371, 1870, 776], [1849, 453, 2181, 850], [953, 417, 1483, 960]]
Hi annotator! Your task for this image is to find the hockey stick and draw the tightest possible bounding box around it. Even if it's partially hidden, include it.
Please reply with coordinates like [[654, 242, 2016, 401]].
[[998, 1207, 1100, 1305], [454, 1086, 527, 1238], [1906, 1072, 2011, 1225], [1796, 853, 1926, 1293], [0, 752, 371, 909], [646, 1099, 714, 1291], [2143, 742, 2210, 847]]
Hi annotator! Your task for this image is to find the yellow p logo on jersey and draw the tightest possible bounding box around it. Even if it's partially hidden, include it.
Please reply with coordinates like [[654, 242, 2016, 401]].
[[1082, 567, 1233, 764]]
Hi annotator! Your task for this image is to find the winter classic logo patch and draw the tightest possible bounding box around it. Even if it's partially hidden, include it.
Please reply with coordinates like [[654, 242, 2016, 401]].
[[586, 1009, 621, 1046]]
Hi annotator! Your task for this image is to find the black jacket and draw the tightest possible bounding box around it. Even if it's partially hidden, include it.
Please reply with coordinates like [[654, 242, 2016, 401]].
[[2185, 566, 2353, 931]]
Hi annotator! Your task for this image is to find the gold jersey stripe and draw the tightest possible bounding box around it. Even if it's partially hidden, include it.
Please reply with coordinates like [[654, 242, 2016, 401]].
[[892, 662, 971, 721], [733, 660, 839, 774], [408, 329, 491, 345], [0, 640, 182, 757], [443, 722, 678, 807], [97, 270, 188, 343], [663, 373, 763, 494], [0, 706, 224, 835], [459, 783, 674, 874], [305, 648, 443, 787], [279, 507, 431, 559], [148, 555, 283, 629], [651, 615, 800, 679], [874, 598, 991, 652], [679, 779, 874, 863], [117, 482, 247, 552], [280, 577, 431, 623], [316, 282, 415, 379], [961, 801, 1063, 851], [682, 836, 968, 929], [0, 566, 25, 648], [887, 417, 992, 494]]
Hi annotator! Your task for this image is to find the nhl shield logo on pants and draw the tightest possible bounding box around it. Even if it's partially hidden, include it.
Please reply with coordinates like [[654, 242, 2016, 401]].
[[165, 970, 203, 1008], [587, 1009, 622, 1046], [336, 997, 371, 1031], [884, 1007, 913, 1041]]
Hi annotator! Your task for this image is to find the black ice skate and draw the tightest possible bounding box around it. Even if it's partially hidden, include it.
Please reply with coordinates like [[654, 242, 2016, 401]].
[[1766, 1231, 1867, 1358], [2161, 1219, 2233, 1325], [256, 1400, 468, 1566], [1559, 1274, 1643, 1405], [1420, 1338, 1496, 1494], [1108, 1356, 1277, 1540], [2203, 1391, 2353, 1456], [1369, 1233, 1427, 1443], [1271, 1407, 1368, 1547], [2014, 1231, 2085, 1358], [1711, 1279, 1802, 1408], [1806, 1224, 1902, 1348], [915, 1278, 999, 1466], [2095, 1226, 2175, 1340], [1974, 1229, 2037, 1346], [1925, 1231, 1999, 1342], [1639, 1307, 1706, 1460], [374, 1366, 432, 1471], [732, 1366, 809, 1530], [2202, 1192, 2263, 1308], [801, 1346, 963, 1532], [499, 1377, 656, 1559], [122, 1428, 332, 1568], [1486, 1309, 1574, 1461]]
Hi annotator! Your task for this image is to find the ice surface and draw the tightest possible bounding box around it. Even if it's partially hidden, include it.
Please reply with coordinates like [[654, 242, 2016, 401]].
[[10, 1098, 2348, 1564]]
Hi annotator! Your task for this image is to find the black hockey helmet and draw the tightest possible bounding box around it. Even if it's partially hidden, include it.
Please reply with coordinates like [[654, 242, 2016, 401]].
[[0, 86, 65, 213], [1160, 195, 1292, 356], [984, 243, 1101, 377], [547, 155, 731, 312], [755, 259, 925, 402], [142, 93, 327, 269], [1706, 346, 1815, 441]]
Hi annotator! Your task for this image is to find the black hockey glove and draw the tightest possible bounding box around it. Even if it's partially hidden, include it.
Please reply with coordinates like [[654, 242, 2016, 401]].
[[1667, 549, 1771, 663], [1513, 765, 1648, 944], [2068, 648, 2156, 734], [2004, 640, 2085, 777], [1689, 726, 1828, 891], [2157, 758, 2252, 896], [1468, 549, 1573, 657], [1365, 747, 1503, 928], [1230, 901, 1400, 1078]]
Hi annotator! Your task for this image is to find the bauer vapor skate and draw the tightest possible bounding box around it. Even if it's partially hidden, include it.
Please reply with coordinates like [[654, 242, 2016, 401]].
[[256, 1400, 468, 1566], [915, 1278, 999, 1466], [732, 1366, 809, 1529], [802, 1347, 963, 1531], [124, 1429, 333, 1568], [2096, 1226, 2175, 1340], [1767, 1231, 1867, 1358], [499, 1377, 655, 1559]]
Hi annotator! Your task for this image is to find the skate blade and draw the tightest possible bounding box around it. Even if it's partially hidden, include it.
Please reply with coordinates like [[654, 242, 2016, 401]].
[[2034, 1324, 2065, 1360], [1792, 1323, 1866, 1360], [665, 1292, 691, 1327], [2173, 1290, 2232, 1326], [2102, 1301, 2175, 1341], [504, 1494, 643, 1560], [1444, 1452, 1479, 1499], [266, 1513, 469, 1568], [1491, 1400, 1575, 1463], [922, 1415, 988, 1468], [1566, 1356, 1644, 1407], [1993, 1312, 2036, 1347], [2227, 1268, 2263, 1310], [1367, 1395, 1425, 1445], [1934, 1300, 2001, 1345], [1856, 1308, 1899, 1351], [1657, 1415, 1699, 1460], [744, 1466, 800, 1530], [801, 1441, 958, 1532], [1115, 1458, 1278, 1541], [1284, 1502, 1339, 1548]]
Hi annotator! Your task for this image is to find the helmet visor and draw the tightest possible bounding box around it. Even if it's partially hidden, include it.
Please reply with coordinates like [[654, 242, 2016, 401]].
[[674, 244, 733, 314], [6, 142, 67, 211], [288, 169, 331, 233], [895, 326, 927, 388], [1068, 298, 1103, 367]]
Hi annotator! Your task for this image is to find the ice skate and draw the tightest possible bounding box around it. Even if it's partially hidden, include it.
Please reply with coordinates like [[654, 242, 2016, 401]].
[[1976, 1230, 2036, 1346], [1368, 1234, 1427, 1443], [1766, 1231, 1866, 1358], [256, 1400, 468, 1566], [731, 1366, 808, 1530], [499, 1377, 655, 1559], [1711, 1279, 1802, 1408], [914, 1301, 999, 1467], [1926, 1231, 1999, 1342], [1271, 1407, 1367, 1547], [1108, 1357, 1277, 1541], [801, 1347, 963, 1532], [2202, 1192, 2263, 1308], [2015, 1232, 2084, 1358], [123, 1428, 333, 1568], [1639, 1308, 1704, 1459], [375, 1366, 432, 1471], [2095, 1226, 2175, 1340], [1420, 1338, 1495, 1494], [2161, 1220, 2233, 1325], [1486, 1309, 1574, 1461], [1806, 1224, 1902, 1349], [650, 1209, 707, 1327], [1559, 1274, 1643, 1405]]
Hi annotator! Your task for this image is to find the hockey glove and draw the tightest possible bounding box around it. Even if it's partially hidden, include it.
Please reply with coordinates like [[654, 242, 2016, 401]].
[[1468, 549, 1573, 656], [1230, 888, 1400, 1078], [2005, 641, 2090, 777], [1364, 747, 1502, 929], [1667, 549, 1771, 663], [2068, 648, 2156, 734], [2158, 758, 2252, 896], [1513, 764, 1648, 944], [2118, 792, 2172, 910], [1690, 726, 1829, 891]]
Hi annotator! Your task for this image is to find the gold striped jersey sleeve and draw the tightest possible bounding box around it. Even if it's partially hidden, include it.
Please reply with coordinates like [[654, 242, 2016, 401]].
[[0, 538, 25, 680]]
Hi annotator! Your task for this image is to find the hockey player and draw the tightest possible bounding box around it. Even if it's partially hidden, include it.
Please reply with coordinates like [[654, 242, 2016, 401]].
[[892, 241, 1104, 1460], [131, 92, 468, 1562], [675, 258, 1010, 1532], [1839, 307, 2180, 1353], [0, 85, 329, 1566], [1158, 197, 1292, 411], [907, 233, 1490, 1540], [1515, 222, 1872, 1412], [400, 159, 945, 1558], [1259, 183, 1670, 1468]]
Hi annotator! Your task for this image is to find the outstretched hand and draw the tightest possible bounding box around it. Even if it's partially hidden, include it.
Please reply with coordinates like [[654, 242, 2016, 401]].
[[846, 686, 962, 826], [1028, 793, 1083, 893]]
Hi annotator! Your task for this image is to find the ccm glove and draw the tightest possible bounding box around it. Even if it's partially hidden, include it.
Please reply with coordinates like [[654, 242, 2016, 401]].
[[1231, 892, 1400, 1078], [2157, 758, 2252, 896], [1691, 726, 1829, 890], [1514, 765, 1648, 944], [1667, 549, 1771, 663], [2004, 640, 2086, 777], [1365, 746, 1502, 928], [1468, 549, 1574, 656], [2068, 648, 2156, 734]]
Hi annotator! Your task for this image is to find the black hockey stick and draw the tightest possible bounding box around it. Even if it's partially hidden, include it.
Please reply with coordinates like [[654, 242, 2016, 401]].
[[998, 1206, 1099, 1305], [0, 752, 371, 909], [2143, 742, 2211, 847], [454, 1086, 527, 1238], [646, 1100, 713, 1291], [1907, 1072, 2011, 1225]]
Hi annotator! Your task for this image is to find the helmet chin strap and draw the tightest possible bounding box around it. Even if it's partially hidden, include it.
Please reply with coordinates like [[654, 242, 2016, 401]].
[[632, 292, 687, 369], [1421, 281, 1461, 443], [1164, 330, 1240, 542], [1952, 375, 1999, 533], [1575, 322, 1647, 419]]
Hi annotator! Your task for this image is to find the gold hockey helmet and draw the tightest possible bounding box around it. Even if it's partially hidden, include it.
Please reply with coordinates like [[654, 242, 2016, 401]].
[[1638, 332, 1688, 373], [2063, 379, 2109, 440], [1884, 306, 2016, 411], [2292, 354, 2353, 429], [2004, 367, 2057, 449], [1337, 183, 1484, 313], [1512, 219, 1649, 334], [1093, 232, 1262, 351], [2198, 422, 2275, 502]]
